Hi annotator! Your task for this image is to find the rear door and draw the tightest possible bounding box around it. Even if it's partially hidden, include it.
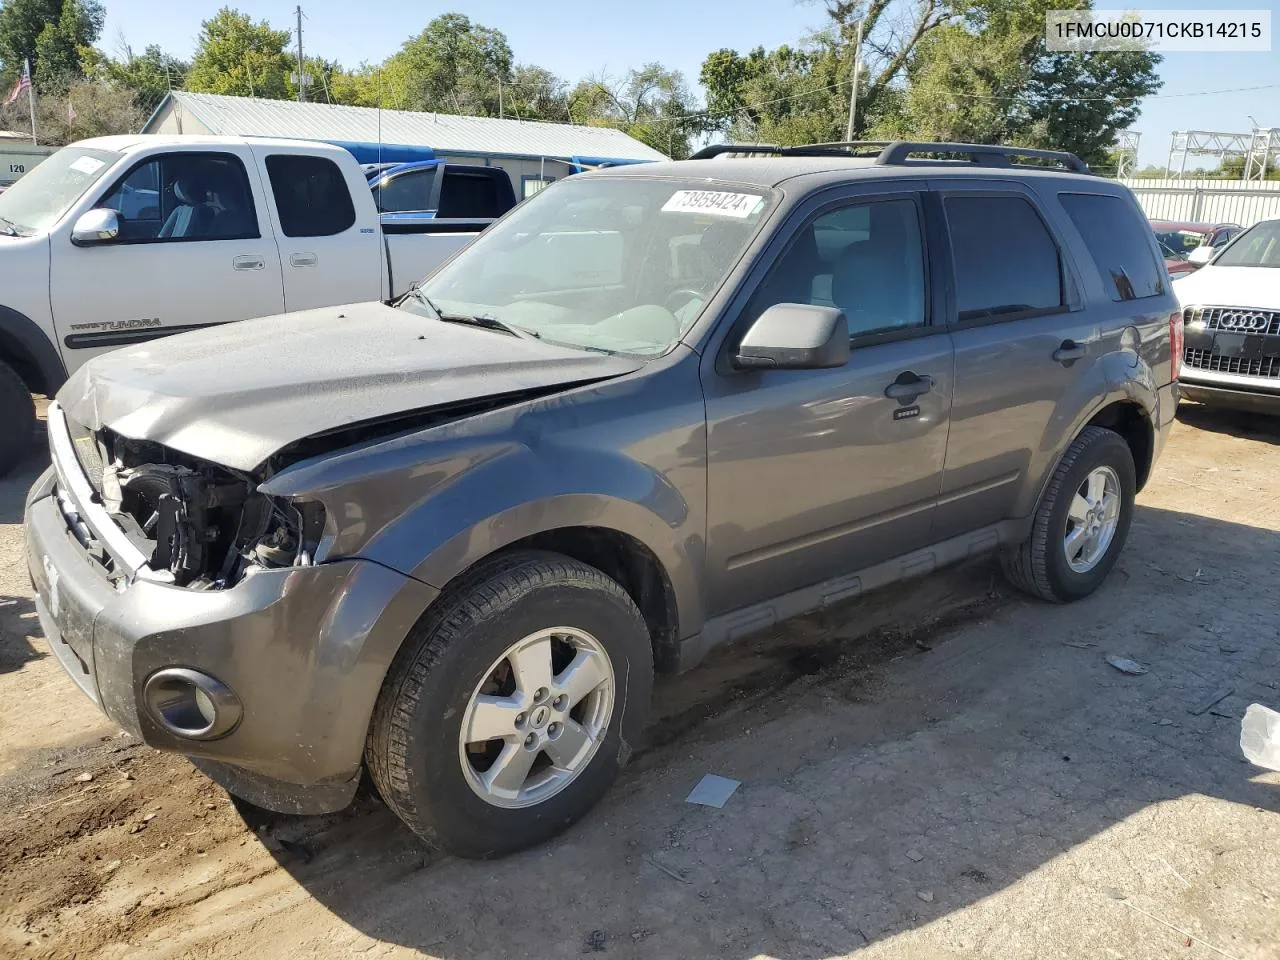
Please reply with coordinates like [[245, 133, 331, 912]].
[[932, 182, 1166, 539], [259, 146, 382, 311], [50, 147, 284, 371], [701, 188, 955, 615]]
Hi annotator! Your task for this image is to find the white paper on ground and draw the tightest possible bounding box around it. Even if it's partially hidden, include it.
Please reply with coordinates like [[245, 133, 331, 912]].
[[686, 774, 741, 808]]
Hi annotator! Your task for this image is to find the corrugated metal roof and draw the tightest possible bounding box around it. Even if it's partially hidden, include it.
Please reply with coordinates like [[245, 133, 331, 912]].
[[153, 92, 668, 163]]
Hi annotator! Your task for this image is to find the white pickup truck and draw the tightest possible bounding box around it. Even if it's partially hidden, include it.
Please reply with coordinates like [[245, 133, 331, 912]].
[[0, 135, 510, 472]]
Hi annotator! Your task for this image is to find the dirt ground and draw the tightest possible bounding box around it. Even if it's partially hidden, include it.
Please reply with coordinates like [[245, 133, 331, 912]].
[[1, 402, 1279, 960]]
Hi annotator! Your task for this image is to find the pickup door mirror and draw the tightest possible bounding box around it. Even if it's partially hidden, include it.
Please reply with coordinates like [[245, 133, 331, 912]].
[[734, 303, 850, 370], [71, 208, 120, 246], [1188, 245, 1214, 265]]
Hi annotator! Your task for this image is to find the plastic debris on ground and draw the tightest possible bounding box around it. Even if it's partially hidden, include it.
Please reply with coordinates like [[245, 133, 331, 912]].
[[1241, 703, 1280, 771], [686, 774, 741, 808], [1105, 655, 1148, 676]]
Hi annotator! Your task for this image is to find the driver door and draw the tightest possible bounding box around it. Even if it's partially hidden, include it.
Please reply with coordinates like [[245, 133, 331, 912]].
[[700, 190, 955, 615], [50, 147, 284, 372]]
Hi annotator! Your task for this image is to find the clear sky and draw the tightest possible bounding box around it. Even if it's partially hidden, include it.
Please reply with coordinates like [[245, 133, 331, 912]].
[[99, 0, 1280, 170]]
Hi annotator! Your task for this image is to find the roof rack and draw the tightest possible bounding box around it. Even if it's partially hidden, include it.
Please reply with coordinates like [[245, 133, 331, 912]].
[[873, 141, 1091, 173], [689, 139, 1091, 173], [688, 141, 890, 160]]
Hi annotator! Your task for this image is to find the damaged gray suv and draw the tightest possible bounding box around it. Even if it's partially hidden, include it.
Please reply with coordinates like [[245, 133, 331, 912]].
[[26, 142, 1180, 857]]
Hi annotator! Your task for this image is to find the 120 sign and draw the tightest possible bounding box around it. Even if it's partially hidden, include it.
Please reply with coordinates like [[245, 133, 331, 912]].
[[8, 164, 23, 174]]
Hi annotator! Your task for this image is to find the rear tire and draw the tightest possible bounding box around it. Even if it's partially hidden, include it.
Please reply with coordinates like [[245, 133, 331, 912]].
[[1002, 426, 1136, 603], [366, 551, 653, 858], [0, 360, 35, 477]]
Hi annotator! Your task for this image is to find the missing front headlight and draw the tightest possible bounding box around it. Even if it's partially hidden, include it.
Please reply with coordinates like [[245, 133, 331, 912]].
[[248, 499, 329, 570]]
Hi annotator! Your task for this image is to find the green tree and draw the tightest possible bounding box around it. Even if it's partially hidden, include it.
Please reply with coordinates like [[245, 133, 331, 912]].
[[379, 13, 513, 114], [0, 0, 102, 88], [97, 43, 187, 113], [185, 7, 292, 99], [884, 0, 1160, 166], [700, 0, 952, 143], [502, 63, 568, 122], [570, 64, 704, 158]]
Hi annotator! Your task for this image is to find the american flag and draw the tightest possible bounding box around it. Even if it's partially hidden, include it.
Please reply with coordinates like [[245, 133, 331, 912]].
[[3, 60, 31, 108]]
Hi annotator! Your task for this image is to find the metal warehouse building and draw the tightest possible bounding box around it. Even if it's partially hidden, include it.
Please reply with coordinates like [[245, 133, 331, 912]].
[[143, 91, 667, 198]]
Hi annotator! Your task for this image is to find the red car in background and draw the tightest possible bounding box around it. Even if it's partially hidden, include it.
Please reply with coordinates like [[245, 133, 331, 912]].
[[1151, 219, 1243, 277]]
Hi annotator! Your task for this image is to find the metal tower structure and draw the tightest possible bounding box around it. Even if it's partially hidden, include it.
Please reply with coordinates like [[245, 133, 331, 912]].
[[1113, 130, 1140, 178], [1167, 128, 1280, 179]]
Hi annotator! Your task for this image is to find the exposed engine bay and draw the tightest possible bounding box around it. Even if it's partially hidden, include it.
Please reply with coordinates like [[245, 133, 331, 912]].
[[68, 425, 323, 588]]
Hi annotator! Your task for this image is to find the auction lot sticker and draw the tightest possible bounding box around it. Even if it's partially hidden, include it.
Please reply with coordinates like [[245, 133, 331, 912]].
[[662, 190, 764, 218]]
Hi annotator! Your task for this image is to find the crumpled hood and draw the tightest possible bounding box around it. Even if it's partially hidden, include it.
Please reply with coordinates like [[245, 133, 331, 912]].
[[58, 301, 643, 472]]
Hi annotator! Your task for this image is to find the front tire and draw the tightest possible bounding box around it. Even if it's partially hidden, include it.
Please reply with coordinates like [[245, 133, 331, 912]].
[[0, 360, 35, 477], [366, 551, 653, 858], [1002, 426, 1136, 603]]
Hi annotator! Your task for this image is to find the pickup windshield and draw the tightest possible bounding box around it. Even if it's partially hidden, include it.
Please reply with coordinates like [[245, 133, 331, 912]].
[[1214, 220, 1280, 268], [409, 176, 777, 355], [0, 146, 120, 234]]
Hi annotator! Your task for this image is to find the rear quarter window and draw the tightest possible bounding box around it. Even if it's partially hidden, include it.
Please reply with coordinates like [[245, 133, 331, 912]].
[[265, 155, 356, 237], [1058, 192, 1166, 301]]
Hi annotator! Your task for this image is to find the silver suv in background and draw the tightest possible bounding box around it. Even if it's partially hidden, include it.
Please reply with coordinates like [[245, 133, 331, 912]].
[[26, 141, 1180, 857]]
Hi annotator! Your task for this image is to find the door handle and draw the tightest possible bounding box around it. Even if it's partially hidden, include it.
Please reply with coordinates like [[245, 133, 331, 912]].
[[884, 372, 935, 401], [1052, 340, 1087, 365], [232, 256, 265, 271], [290, 252, 318, 267]]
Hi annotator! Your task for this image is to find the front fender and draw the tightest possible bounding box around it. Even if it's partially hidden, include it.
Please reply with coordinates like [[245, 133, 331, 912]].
[[261, 353, 709, 639]]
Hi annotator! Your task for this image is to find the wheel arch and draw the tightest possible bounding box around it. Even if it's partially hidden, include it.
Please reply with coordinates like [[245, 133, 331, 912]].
[[0, 304, 66, 396], [1085, 399, 1154, 490], [417, 516, 690, 674]]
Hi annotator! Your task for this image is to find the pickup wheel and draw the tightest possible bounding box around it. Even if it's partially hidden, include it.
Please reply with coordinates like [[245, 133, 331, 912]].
[[1002, 426, 1136, 603], [366, 551, 653, 858], [0, 360, 35, 477]]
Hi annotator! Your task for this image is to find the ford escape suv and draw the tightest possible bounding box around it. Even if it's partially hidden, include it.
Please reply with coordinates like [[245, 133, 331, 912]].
[[26, 141, 1180, 857]]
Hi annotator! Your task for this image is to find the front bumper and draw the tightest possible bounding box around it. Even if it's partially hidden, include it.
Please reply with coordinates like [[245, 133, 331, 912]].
[[25, 466, 438, 813], [1179, 380, 1280, 415]]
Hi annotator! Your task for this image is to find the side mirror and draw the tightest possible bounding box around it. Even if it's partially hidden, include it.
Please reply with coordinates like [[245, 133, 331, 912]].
[[1188, 245, 1214, 265], [734, 303, 849, 371], [71, 208, 120, 246]]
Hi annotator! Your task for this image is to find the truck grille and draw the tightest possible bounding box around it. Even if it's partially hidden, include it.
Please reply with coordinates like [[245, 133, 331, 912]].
[[1184, 348, 1280, 379], [1183, 306, 1280, 337]]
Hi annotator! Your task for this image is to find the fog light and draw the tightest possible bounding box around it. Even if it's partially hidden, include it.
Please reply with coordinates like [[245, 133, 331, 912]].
[[143, 668, 242, 740]]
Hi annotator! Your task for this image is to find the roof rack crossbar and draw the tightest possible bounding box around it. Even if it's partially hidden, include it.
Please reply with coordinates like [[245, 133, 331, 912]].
[[873, 141, 1091, 173]]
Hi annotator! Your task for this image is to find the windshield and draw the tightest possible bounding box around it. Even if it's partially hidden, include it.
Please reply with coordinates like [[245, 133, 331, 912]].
[[410, 176, 776, 355], [1151, 228, 1208, 257], [1214, 220, 1280, 268], [0, 146, 120, 234]]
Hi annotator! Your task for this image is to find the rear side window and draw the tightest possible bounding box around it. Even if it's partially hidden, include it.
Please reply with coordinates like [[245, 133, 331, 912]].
[[373, 167, 437, 213], [266, 155, 356, 237], [1059, 192, 1165, 301], [945, 195, 1063, 322], [438, 169, 504, 219]]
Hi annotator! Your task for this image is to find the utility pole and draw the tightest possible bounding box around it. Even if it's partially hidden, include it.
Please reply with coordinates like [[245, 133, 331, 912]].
[[295, 5, 305, 103], [844, 19, 863, 142], [498, 79, 503, 119]]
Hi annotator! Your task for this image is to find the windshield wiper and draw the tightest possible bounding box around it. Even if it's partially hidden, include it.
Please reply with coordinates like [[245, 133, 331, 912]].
[[408, 286, 539, 340]]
